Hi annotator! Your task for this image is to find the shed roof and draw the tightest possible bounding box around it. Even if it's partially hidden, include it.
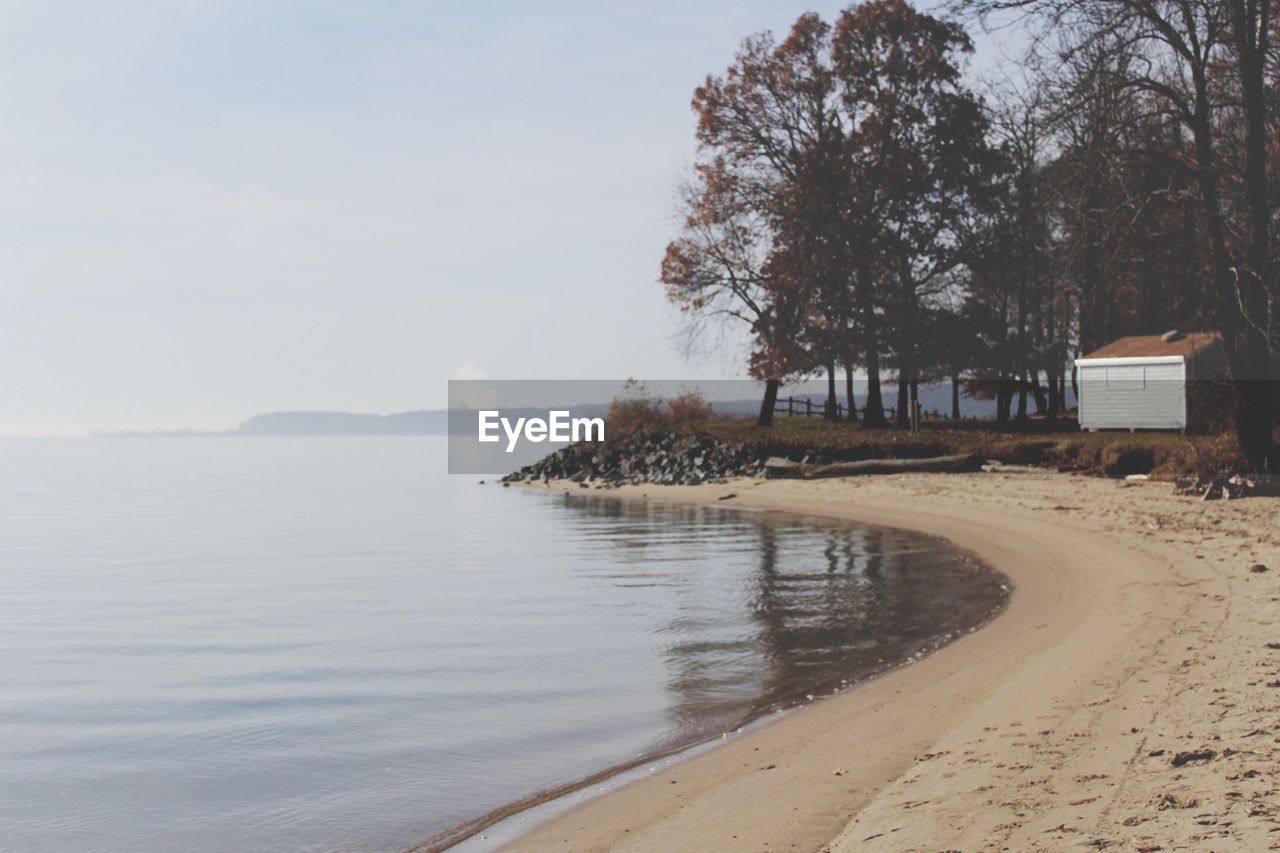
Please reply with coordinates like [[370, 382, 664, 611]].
[[1080, 331, 1221, 360]]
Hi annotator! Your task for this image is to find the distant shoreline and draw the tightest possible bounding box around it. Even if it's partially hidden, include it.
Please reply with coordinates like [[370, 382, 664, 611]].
[[82, 382, 999, 439]]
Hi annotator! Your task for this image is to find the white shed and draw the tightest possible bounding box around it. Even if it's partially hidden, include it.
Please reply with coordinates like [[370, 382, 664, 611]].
[[1075, 331, 1223, 431]]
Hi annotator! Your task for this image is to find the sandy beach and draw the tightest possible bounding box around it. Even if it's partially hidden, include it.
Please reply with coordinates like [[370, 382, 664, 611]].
[[504, 471, 1280, 851]]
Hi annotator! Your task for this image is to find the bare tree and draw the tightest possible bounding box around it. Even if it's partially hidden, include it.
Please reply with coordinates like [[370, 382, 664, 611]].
[[961, 0, 1274, 463]]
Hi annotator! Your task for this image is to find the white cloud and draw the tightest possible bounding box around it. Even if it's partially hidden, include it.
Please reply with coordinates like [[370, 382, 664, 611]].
[[451, 361, 488, 381]]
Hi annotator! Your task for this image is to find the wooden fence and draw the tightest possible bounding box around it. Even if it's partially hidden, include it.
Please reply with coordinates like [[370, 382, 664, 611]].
[[773, 396, 953, 425]]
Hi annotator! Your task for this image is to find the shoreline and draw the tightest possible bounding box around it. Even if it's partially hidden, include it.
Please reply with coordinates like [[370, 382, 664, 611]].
[[422, 492, 1009, 852], [489, 471, 1280, 851]]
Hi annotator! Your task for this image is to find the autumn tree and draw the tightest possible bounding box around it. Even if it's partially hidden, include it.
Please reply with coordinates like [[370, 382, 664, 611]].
[[662, 159, 781, 424], [667, 13, 849, 426]]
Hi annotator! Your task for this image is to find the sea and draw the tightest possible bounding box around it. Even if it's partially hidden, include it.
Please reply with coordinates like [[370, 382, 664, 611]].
[[0, 436, 1006, 851]]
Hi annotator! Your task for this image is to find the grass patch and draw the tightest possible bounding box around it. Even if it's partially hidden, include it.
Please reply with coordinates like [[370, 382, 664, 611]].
[[703, 416, 1251, 479]]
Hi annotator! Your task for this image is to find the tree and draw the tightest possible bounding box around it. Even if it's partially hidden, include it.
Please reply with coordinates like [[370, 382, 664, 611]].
[[661, 159, 780, 424], [962, 0, 1274, 463], [828, 0, 993, 425], [1229, 0, 1274, 461], [668, 15, 846, 425]]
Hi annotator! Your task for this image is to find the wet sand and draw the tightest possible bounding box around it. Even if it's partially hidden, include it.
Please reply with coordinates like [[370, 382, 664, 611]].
[[503, 471, 1280, 851]]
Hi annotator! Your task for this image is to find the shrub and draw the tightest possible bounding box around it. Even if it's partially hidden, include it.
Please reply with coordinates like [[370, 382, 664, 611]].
[[1100, 445, 1155, 477], [605, 380, 668, 439], [666, 389, 715, 430], [605, 383, 716, 441]]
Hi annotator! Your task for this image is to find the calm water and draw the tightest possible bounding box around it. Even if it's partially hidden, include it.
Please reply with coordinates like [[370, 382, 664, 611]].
[[0, 437, 1005, 851]]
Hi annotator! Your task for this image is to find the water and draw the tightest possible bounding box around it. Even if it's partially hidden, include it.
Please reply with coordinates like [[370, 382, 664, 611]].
[[0, 437, 1006, 851]]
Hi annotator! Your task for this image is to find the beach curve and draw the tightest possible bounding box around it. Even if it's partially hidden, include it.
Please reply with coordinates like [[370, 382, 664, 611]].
[[497, 471, 1279, 851]]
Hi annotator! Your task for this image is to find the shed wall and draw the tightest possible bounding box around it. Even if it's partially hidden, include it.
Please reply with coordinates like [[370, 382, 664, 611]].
[[1078, 360, 1186, 430]]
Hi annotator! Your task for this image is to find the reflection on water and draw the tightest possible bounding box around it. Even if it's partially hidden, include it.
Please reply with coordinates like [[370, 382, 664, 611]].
[[0, 438, 1005, 853], [553, 494, 1007, 753]]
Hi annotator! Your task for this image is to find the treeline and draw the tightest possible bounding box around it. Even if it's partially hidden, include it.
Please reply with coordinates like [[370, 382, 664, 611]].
[[660, 0, 1277, 465]]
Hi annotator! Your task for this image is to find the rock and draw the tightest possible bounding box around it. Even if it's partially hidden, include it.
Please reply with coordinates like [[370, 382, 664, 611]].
[[1170, 749, 1216, 767], [1154, 793, 1199, 810], [503, 431, 766, 487], [982, 461, 1039, 473], [1250, 563, 1269, 573], [1179, 473, 1280, 500]]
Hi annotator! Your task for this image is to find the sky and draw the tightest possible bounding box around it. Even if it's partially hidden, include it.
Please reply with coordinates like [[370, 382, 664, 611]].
[[0, 1, 1017, 435]]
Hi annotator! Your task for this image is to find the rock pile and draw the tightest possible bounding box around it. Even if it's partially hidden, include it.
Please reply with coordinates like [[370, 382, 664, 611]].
[[502, 431, 766, 487], [1175, 473, 1280, 500]]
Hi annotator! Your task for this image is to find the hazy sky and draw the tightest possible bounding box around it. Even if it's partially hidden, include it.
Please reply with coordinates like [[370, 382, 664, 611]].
[[1, 1, 1014, 435]]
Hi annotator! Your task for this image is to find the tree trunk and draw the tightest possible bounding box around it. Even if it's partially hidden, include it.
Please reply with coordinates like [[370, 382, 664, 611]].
[[757, 378, 780, 427], [1064, 356, 1075, 409], [1031, 371, 1047, 415], [951, 372, 961, 419], [825, 361, 839, 421], [895, 260, 916, 431], [845, 362, 859, 423], [896, 378, 910, 429], [857, 263, 887, 428], [1079, 187, 1102, 356], [1044, 364, 1058, 417], [1176, 52, 1262, 465], [864, 372, 885, 427], [996, 375, 1012, 423], [1014, 167, 1032, 426], [1230, 0, 1274, 467]]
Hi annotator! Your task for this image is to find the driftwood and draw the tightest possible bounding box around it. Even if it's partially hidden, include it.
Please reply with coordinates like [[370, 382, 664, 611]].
[[764, 454, 982, 480]]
